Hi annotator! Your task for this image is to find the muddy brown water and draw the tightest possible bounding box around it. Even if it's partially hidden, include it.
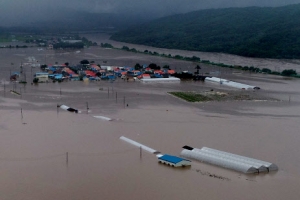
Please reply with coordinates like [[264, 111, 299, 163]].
[[86, 33, 300, 72], [1, 38, 300, 200]]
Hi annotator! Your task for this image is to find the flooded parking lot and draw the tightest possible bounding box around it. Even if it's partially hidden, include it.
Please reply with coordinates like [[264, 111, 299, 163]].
[[1, 38, 300, 200]]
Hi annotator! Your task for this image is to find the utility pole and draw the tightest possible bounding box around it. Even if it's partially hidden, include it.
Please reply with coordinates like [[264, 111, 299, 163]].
[[66, 152, 69, 165], [10, 62, 13, 77], [86, 102, 89, 114], [3, 82, 5, 97], [108, 87, 110, 98], [31, 66, 33, 82]]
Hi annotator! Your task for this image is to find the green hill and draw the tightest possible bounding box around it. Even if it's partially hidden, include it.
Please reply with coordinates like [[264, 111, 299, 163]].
[[110, 4, 300, 59]]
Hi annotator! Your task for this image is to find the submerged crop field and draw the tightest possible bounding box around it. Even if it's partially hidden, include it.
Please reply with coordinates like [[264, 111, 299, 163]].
[[169, 91, 213, 102], [168, 90, 275, 102]]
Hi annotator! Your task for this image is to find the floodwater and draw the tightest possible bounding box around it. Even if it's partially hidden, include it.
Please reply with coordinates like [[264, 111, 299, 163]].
[[1, 38, 300, 200], [85, 33, 300, 72]]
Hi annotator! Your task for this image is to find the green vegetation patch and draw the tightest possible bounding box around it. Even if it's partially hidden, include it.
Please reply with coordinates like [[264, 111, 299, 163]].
[[0, 34, 11, 42], [168, 92, 213, 102], [169, 91, 275, 102]]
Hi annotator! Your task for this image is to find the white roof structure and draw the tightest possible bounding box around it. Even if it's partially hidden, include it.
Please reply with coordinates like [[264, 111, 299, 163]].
[[93, 116, 112, 121], [140, 77, 180, 83], [120, 136, 158, 154], [201, 147, 278, 171], [101, 66, 112, 70], [180, 146, 278, 173], [59, 105, 81, 113], [205, 77, 259, 90]]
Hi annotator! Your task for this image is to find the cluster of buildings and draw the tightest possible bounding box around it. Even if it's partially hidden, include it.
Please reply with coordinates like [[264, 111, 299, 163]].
[[26, 35, 83, 50], [34, 64, 178, 83]]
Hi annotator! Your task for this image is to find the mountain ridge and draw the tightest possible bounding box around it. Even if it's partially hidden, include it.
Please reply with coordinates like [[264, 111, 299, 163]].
[[110, 4, 300, 59]]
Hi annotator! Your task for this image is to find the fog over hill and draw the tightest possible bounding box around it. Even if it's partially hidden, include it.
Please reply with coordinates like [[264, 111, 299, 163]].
[[0, 0, 300, 29]]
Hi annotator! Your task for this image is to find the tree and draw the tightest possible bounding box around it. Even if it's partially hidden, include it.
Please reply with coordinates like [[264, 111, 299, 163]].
[[80, 60, 89, 65], [134, 63, 142, 70], [33, 78, 39, 83], [101, 43, 113, 48], [262, 68, 272, 74], [281, 69, 297, 76], [254, 68, 261, 73], [271, 71, 281, 75], [191, 56, 200, 62], [122, 46, 130, 51], [174, 55, 183, 59], [242, 66, 249, 71], [130, 48, 137, 52], [163, 65, 170, 70], [249, 66, 255, 71], [40, 64, 47, 70], [148, 63, 160, 70]]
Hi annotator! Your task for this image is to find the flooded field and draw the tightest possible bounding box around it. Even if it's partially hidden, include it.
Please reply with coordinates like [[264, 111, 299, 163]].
[[1, 38, 300, 200]]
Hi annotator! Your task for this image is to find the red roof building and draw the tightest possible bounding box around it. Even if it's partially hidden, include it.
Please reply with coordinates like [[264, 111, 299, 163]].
[[85, 70, 96, 77]]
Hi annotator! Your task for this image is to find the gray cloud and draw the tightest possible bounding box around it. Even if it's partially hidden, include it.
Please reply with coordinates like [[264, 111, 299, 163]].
[[0, 0, 300, 26]]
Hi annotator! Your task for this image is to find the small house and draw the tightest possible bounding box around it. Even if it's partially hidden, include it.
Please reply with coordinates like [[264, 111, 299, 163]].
[[34, 72, 49, 83]]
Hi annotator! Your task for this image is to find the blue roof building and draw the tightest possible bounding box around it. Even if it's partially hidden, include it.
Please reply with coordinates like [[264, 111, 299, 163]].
[[158, 154, 191, 167]]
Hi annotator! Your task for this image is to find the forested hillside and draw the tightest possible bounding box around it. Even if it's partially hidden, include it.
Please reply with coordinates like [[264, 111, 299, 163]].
[[111, 4, 300, 59]]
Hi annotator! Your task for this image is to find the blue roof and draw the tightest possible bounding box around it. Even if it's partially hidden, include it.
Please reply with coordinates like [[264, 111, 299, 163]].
[[159, 154, 187, 164], [48, 67, 56, 71]]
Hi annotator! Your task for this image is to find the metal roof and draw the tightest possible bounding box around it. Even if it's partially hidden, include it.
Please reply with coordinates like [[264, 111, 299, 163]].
[[205, 77, 258, 90], [200, 147, 277, 172], [159, 154, 186, 164], [120, 136, 157, 154], [180, 147, 278, 173]]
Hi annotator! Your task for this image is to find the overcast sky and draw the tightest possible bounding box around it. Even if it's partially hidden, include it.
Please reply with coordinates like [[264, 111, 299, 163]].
[[1, 0, 300, 26]]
